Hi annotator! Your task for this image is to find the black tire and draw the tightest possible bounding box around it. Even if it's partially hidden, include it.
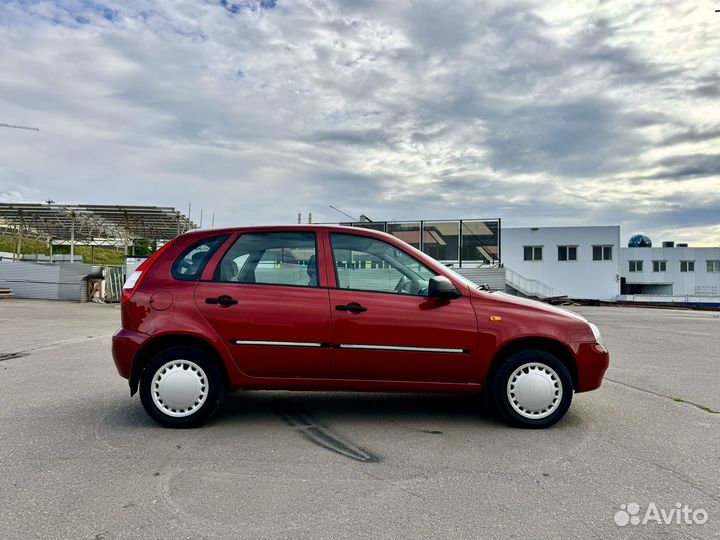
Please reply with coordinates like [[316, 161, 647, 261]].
[[139, 346, 225, 428], [492, 349, 573, 429]]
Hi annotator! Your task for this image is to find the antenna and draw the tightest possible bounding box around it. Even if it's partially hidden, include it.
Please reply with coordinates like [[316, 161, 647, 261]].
[[0, 122, 39, 131]]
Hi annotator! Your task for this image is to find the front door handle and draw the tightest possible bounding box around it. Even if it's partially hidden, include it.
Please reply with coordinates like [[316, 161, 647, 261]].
[[335, 303, 367, 314], [206, 295, 238, 307]]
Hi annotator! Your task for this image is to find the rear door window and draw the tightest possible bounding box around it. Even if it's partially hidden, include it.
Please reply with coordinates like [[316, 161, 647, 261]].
[[215, 231, 318, 287]]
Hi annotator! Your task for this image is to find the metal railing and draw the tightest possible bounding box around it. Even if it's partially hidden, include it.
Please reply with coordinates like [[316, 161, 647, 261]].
[[505, 268, 567, 299], [338, 218, 501, 267]]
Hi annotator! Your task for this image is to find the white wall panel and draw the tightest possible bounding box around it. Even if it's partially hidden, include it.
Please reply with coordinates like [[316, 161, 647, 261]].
[[621, 247, 720, 296], [501, 226, 620, 300]]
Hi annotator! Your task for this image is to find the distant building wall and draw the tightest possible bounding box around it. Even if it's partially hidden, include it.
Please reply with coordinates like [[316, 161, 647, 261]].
[[0, 260, 94, 301], [620, 246, 720, 296], [501, 226, 621, 300]]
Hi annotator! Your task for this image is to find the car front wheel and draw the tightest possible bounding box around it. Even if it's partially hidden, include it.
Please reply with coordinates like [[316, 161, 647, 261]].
[[139, 346, 225, 428], [492, 349, 573, 428]]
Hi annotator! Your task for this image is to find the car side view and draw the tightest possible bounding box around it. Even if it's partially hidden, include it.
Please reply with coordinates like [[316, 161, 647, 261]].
[[112, 225, 609, 429]]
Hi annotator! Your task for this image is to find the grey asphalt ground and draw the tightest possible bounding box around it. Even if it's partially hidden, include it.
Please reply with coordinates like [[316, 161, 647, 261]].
[[0, 299, 718, 539]]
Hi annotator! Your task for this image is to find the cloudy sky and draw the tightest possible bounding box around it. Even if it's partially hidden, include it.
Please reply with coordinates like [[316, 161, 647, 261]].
[[1, 0, 719, 245]]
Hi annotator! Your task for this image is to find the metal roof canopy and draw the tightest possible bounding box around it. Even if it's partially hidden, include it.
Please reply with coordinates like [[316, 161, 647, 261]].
[[0, 203, 196, 257]]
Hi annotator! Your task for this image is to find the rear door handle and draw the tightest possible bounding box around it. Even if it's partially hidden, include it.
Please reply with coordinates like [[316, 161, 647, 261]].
[[335, 303, 367, 314], [205, 295, 238, 307]]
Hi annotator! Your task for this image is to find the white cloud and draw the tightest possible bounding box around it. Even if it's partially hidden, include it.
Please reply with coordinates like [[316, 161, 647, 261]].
[[0, 0, 719, 245]]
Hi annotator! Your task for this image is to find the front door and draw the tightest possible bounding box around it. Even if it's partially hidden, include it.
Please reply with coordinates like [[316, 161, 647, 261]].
[[327, 232, 478, 382], [195, 230, 331, 378]]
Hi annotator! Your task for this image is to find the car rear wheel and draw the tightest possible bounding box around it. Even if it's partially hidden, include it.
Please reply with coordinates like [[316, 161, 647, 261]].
[[139, 346, 225, 428], [492, 349, 573, 428]]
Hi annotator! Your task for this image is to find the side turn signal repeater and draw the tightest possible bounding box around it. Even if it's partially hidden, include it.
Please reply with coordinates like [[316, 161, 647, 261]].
[[490, 315, 502, 322]]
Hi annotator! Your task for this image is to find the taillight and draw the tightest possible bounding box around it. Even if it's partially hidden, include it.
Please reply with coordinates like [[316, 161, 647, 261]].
[[121, 271, 143, 304], [121, 239, 177, 304], [123, 270, 143, 289]]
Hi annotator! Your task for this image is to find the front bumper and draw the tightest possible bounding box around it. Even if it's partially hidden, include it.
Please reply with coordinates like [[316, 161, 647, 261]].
[[573, 342, 610, 392]]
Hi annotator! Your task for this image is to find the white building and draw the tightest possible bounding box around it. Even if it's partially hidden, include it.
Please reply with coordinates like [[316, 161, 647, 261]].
[[494, 226, 720, 305], [500, 226, 621, 300], [619, 245, 720, 302]]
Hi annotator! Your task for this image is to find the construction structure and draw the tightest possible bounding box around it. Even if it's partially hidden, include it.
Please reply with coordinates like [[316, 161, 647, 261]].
[[0, 203, 196, 261], [0, 203, 195, 302]]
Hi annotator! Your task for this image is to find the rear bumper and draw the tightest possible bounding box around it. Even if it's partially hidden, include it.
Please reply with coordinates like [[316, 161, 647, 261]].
[[112, 328, 149, 380], [574, 342, 610, 392]]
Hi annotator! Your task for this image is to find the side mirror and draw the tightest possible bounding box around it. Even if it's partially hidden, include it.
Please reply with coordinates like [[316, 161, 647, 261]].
[[428, 275, 461, 300]]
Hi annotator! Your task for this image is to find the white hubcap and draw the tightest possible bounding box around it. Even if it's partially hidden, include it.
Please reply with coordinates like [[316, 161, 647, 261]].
[[151, 360, 208, 418], [507, 362, 563, 419]]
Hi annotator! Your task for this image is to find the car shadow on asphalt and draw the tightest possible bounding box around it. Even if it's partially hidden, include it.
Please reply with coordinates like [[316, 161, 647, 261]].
[[99, 390, 503, 429], [97, 389, 589, 438], [218, 390, 500, 425]]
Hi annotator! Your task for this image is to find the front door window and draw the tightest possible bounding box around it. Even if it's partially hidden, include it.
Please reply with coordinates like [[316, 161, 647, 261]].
[[330, 233, 435, 296]]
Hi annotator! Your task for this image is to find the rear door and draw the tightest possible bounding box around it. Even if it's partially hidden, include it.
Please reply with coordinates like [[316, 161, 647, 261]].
[[195, 229, 332, 378], [326, 231, 478, 382]]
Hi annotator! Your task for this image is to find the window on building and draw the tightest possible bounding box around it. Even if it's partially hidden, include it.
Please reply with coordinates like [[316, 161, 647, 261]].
[[707, 260, 720, 272], [557, 245, 577, 261], [652, 260, 667, 272], [523, 246, 543, 261], [629, 260, 643, 272], [592, 245, 612, 261], [680, 260, 695, 272]]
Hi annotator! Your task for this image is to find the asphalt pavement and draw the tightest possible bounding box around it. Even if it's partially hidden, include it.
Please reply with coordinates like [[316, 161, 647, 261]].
[[0, 300, 718, 539]]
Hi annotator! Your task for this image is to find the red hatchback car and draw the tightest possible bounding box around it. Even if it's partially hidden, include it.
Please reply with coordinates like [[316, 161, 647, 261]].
[[112, 225, 608, 429]]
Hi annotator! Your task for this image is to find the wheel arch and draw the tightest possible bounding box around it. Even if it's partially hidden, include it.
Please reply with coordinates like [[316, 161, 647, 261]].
[[487, 337, 578, 391], [129, 334, 230, 396]]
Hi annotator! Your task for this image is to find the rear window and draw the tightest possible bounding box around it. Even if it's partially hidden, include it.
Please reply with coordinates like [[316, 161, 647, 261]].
[[171, 235, 229, 281]]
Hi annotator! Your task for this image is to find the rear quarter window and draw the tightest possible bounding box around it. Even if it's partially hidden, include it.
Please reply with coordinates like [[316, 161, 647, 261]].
[[171, 235, 229, 281]]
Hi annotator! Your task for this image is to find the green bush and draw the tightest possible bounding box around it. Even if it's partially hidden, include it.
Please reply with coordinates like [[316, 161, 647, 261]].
[[0, 235, 126, 265]]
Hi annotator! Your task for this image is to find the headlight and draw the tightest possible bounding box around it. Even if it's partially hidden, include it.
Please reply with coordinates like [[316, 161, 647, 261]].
[[588, 322, 602, 345]]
